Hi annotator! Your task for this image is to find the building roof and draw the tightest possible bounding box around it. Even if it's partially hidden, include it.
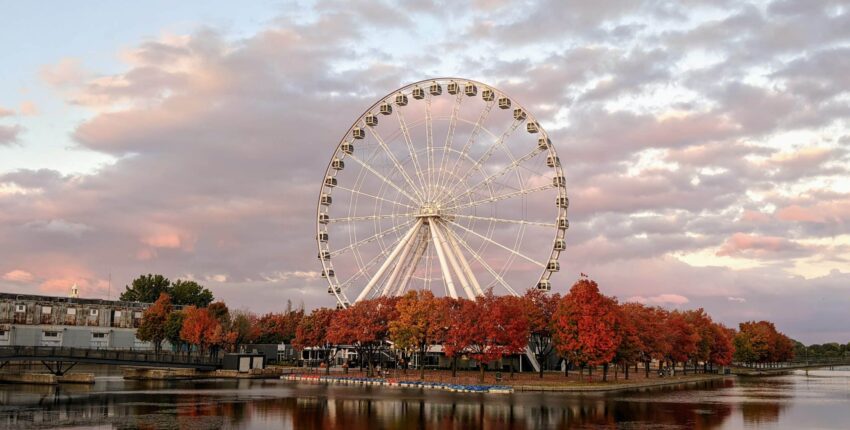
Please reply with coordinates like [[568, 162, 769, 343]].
[[0, 291, 149, 309]]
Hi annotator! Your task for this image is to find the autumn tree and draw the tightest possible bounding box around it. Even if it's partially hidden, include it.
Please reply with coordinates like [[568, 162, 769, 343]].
[[180, 306, 221, 356], [230, 310, 259, 347], [553, 278, 621, 381], [293, 308, 337, 374], [326, 297, 399, 377], [493, 294, 531, 377], [441, 297, 467, 377], [254, 302, 305, 345], [389, 291, 449, 380], [665, 310, 699, 374], [523, 289, 559, 378], [614, 303, 643, 380], [136, 293, 173, 354], [683, 308, 714, 373], [708, 323, 735, 369], [734, 321, 795, 364]]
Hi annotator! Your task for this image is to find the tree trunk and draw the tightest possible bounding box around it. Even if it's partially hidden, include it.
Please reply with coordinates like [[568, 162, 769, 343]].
[[420, 345, 426, 380], [479, 362, 485, 383], [614, 362, 618, 381], [682, 361, 687, 375], [624, 361, 629, 380], [645, 361, 650, 378], [510, 358, 515, 378], [451, 356, 457, 377], [564, 359, 569, 377], [602, 363, 608, 382], [539, 354, 545, 379]]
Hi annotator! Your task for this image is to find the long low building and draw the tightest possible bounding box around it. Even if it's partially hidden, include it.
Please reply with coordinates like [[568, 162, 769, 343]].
[[0, 292, 154, 350]]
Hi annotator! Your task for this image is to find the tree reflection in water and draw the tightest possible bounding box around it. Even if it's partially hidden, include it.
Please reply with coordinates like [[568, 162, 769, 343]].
[[1, 373, 843, 430]]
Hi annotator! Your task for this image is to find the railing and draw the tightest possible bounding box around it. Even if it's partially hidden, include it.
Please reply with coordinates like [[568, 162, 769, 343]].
[[0, 346, 220, 367], [734, 357, 850, 369]]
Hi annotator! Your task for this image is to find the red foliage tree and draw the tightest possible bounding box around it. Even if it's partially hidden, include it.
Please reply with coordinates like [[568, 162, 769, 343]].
[[293, 307, 337, 373], [523, 289, 560, 378], [553, 278, 621, 381], [708, 323, 735, 367], [683, 308, 714, 373], [326, 296, 398, 376], [665, 310, 699, 374]]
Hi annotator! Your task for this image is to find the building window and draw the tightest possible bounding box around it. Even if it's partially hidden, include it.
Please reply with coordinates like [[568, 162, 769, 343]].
[[0, 330, 6, 337], [43, 331, 59, 338], [42, 306, 52, 314], [134, 312, 142, 319], [114, 310, 122, 319], [90, 309, 99, 316], [15, 304, 25, 313], [92, 332, 107, 339], [67, 308, 77, 315]]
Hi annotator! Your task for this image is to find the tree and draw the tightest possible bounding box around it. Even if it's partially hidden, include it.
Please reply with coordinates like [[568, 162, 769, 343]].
[[327, 297, 399, 377], [553, 278, 621, 381], [683, 308, 714, 373], [708, 323, 735, 368], [230, 310, 260, 347], [493, 294, 531, 377], [170, 280, 214, 307], [293, 308, 337, 374], [136, 293, 172, 354], [389, 290, 449, 380], [441, 297, 467, 377], [165, 310, 186, 353], [180, 306, 221, 356], [614, 303, 644, 380], [254, 301, 304, 345], [121, 274, 171, 303], [666, 311, 699, 374], [523, 289, 559, 378]]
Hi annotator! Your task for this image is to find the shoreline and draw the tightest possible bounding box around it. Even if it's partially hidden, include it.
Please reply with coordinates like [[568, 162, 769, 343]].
[[281, 373, 729, 394]]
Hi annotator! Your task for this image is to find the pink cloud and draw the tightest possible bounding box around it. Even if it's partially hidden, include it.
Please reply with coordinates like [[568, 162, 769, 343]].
[[627, 293, 690, 305], [741, 210, 771, 223], [716, 233, 802, 258], [2, 269, 34, 283], [777, 200, 850, 224]]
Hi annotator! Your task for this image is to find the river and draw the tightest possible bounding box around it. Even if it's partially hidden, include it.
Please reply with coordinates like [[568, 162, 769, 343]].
[[0, 367, 848, 429]]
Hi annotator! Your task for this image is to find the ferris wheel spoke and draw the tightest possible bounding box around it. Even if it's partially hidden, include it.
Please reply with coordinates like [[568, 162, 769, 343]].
[[366, 126, 425, 203], [442, 146, 546, 208], [357, 220, 423, 302], [445, 183, 555, 212], [448, 224, 519, 296], [440, 99, 495, 194], [439, 119, 522, 204], [444, 219, 545, 269], [329, 213, 416, 223], [396, 109, 429, 202], [396, 229, 428, 296], [452, 214, 556, 228], [434, 220, 479, 299], [329, 219, 414, 257], [336, 185, 417, 210], [435, 92, 464, 201], [425, 95, 435, 202], [339, 225, 411, 290], [347, 153, 420, 205]]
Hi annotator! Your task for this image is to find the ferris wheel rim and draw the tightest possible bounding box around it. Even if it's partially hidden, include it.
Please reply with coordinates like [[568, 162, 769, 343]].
[[315, 77, 568, 308]]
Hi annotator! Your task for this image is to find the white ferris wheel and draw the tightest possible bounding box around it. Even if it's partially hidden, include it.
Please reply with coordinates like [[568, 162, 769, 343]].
[[317, 78, 569, 308]]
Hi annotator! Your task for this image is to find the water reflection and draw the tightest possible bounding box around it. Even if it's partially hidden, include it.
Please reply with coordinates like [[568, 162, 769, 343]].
[[0, 369, 848, 429]]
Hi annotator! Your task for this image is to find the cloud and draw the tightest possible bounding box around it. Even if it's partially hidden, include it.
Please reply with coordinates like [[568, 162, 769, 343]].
[[0, 124, 22, 146], [0, 107, 13, 117], [627, 293, 690, 306], [1, 0, 848, 343], [18, 101, 39, 116], [2, 270, 34, 283]]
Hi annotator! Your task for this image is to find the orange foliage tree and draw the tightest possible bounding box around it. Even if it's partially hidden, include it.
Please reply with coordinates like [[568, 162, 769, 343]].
[[665, 310, 699, 374], [136, 293, 173, 354], [180, 306, 221, 356], [389, 290, 449, 380], [553, 278, 621, 381]]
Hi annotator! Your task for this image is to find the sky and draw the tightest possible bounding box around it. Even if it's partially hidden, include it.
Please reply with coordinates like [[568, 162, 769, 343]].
[[0, 0, 848, 343]]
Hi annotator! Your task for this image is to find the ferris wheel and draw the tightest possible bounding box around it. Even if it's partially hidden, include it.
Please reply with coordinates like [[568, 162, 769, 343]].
[[317, 78, 568, 308]]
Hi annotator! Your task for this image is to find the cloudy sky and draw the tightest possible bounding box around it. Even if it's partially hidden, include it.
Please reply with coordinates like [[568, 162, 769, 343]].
[[1, 0, 848, 343]]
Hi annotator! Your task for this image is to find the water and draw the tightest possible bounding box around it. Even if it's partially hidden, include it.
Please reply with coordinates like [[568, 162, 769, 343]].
[[0, 368, 848, 429]]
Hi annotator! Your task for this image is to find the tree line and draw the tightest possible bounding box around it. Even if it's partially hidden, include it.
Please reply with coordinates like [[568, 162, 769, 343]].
[[293, 278, 796, 382], [136, 293, 304, 355]]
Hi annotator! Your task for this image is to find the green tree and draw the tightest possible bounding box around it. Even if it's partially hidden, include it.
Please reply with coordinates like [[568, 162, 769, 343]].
[[121, 274, 171, 303], [170, 280, 214, 307], [165, 311, 186, 353]]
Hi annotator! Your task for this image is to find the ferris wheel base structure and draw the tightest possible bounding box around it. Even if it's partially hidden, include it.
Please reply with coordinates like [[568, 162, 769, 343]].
[[316, 78, 569, 308]]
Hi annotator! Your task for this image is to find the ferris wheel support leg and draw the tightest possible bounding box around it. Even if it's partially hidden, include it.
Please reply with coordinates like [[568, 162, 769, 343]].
[[428, 220, 458, 299], [357, 219, 423, 302], [443, 223, 484, 297], [396, 230, 428, 296], [432, 221, 475, 300], [382, 224, 421, 296]]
